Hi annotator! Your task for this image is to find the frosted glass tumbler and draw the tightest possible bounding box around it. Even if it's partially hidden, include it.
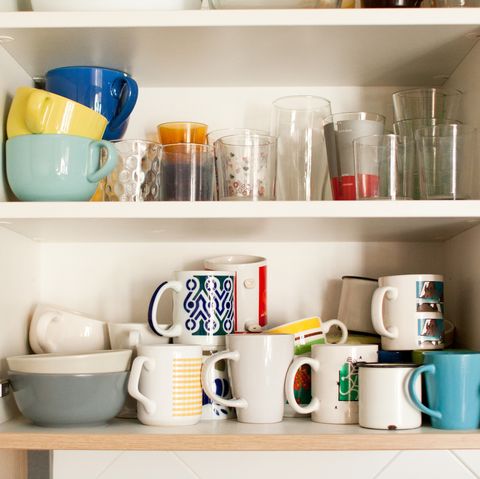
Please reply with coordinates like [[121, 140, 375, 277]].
[[160, 143, 215, 201], [324, 112, 385, 200], [271, 95, 332, 201], [354, 134, 414, 200], [393, 88, 462, 122], [217, 134, 277, 201], [415, 124, 478, 200]]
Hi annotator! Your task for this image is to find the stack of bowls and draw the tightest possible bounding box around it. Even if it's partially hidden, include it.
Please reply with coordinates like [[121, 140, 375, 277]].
[[7, 350, 132, 426]]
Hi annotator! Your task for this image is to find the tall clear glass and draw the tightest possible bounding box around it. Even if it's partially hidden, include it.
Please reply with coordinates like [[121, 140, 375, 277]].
[[392, 88, 462, 122], [271, 95, 332, 201], [393, 118, 462, 199], [415, 124, 479, 200]]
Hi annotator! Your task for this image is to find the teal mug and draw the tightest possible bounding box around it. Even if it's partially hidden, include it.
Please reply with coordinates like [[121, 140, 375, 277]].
[[7, 134, 117, 201], [408, 351, 480, 429]]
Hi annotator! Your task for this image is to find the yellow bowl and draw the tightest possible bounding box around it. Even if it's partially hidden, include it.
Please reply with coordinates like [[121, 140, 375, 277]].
[[7, 87, 107, 139]]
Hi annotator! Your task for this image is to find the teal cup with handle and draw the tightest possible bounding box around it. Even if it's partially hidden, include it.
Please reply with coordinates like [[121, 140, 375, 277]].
[[7, 134, 117, 201], [408, 351, 480, 430]]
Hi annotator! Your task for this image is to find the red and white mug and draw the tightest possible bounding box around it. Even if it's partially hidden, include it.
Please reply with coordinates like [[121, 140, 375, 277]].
[[204, 255, 267, 332]]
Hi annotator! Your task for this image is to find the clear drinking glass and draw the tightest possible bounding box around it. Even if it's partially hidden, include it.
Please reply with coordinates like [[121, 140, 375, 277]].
[[415, 124, 479, 200], [392, 88, 463, 122], [160, 143, 215, 201], [324, 112, 385, 200], [393, 118, 462, 199], [353, 134, 414, 200], [103, 140, 162, 201], [216, 134, 277, 201], [271, 95, 332, 201]]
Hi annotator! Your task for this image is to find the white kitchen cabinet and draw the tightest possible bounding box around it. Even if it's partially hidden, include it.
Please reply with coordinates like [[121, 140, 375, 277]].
[[1, 9, 480, 478]]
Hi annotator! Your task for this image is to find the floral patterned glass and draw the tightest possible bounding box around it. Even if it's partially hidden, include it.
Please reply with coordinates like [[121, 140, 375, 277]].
[[216, 134, 277, 201]]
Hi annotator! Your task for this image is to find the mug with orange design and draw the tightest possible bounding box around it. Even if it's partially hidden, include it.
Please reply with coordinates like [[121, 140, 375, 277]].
[[128, 344, 203, 426]]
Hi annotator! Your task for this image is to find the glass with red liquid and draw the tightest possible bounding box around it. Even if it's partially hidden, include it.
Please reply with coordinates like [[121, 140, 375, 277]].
[[324, 112, 385, 200], [353, 134, 414, 200]]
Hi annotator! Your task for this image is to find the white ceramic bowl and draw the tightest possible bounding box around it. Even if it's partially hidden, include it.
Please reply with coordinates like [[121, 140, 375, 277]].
[[7, 350, 132, 374], [208, 0, 331, 8], [31, 0, 202, 10]]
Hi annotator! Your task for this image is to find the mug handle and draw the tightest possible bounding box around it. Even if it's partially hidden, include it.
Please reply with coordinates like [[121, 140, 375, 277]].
[[371, 286, 399, 339], [148, 281, 183, 338], [87, 140, 118, 184], [202, 350, 248, 409], [108, 76, 139, 132], [128, 356, 156, 415], [34, 311, 61, 353], [408, 364, 442, 419], [285, 356, 320, 415], [127, 330, 141, 349], [322, 319, 348, 344], [25, 90, 52, 134]]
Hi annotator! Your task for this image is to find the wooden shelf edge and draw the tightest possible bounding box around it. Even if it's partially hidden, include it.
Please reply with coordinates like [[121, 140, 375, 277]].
[[2, 431, 480, 451]]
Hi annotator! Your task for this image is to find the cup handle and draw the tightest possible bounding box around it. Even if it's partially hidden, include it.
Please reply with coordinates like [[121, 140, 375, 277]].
[[285, 356, 320, 415], [87, 140, 118, 184], [127, 356, 156, 415], [25, 90, 51, 134], [322, 319, 349, 344], [444, 319, 454, 335], [148, 281, 183, 338], [202, 350, 247, 409], [371, 286, 399, 339], [127, 330, 141, 349], [33, 311, 61, 353], [408, 364, 442, 419], [108, 76, 139, 132]]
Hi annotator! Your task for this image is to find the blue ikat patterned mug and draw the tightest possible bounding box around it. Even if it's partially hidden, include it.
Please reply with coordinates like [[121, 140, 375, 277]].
[[148, 271, 235, 347]]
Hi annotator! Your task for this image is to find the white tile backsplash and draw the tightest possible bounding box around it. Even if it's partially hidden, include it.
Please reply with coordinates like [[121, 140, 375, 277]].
[[452, 451, 480, 477]]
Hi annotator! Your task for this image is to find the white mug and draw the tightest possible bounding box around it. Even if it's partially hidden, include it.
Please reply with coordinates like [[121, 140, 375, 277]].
[[108, 322, 169, 419], [204, 255, 267, 332], [337, 276, 378, 334], [202, 334, 294, 424], [128, 344, 203, 426], [372, 274, 445, 351], [148, 270, 235, 347], [108, 322, 169, 350], [285, 344, 378, 424], [359, 363, 422, 430], [29, 303, 109, 354]]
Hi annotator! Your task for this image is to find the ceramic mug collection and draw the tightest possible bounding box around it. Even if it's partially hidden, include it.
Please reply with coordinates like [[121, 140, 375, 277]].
[[6, 65, 141, 201], [6, 268, 476, 430]]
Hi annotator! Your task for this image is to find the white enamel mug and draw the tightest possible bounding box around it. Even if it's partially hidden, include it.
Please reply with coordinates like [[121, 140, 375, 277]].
[[285, 344, 378, 424], [128, 344, 203, 426], [148, 271, 235, 347], [358, 363, 422, 430], [29, 304, 109, 354], [372, 274, 445, 351], [202, 334, 294, 423], [204, 255, 267, 332]]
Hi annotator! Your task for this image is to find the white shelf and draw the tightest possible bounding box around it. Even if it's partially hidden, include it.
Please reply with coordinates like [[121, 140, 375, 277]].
[[0, 10, 478, 86], [1, 417, 480, 451], [0, 201, 479, 242]]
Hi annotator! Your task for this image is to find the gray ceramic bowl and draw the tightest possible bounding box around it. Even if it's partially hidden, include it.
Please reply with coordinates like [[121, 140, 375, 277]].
[[8, 371, 128, 427]]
